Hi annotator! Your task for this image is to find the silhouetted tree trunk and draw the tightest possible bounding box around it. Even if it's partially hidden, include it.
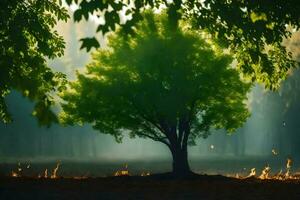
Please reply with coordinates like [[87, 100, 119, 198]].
[[170, 143, 191, 175], [165, 122, 192, 176]]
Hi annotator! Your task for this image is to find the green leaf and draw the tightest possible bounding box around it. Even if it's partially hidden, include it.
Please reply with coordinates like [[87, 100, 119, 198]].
[[65, 0, 73, 5], [74, 9, 82, 22], [79, 37, 100, 52]]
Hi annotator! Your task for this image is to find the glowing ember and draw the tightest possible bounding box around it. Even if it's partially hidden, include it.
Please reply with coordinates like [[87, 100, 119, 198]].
[[11, 171, 19, 177], [282, 121, 286, 127], [141, 172, 151, 176], [17, 162, 22, 172], [73, 176, 88, 180], [272, 149, 278, 156]]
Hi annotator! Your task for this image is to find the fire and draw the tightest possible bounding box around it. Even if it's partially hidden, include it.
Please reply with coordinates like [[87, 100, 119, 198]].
[[10, 162, 23, 177], [8, 161, 88, 179], [114, 170, 130, 176], [141, 172, 151, 176], [246, 168, 256, 178], [44, 169, 48, 178], [41, 162, 61, 179], [259, 166, 271, 179], [232, 158, 300, 181], [6, 159, 299, 181], [114, 164, 130, 176], [50, 163, 60, 179], [285, 158, 292, 178], [273, 169, 284, 180], [235, 173, 241, 178]]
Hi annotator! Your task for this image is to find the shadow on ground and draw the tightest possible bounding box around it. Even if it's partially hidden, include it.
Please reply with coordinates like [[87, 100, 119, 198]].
[[0, 174, 300, 200]]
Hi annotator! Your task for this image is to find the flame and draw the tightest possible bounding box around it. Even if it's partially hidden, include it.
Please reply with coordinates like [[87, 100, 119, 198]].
[[230, 158, 300, 181], [6, 159, 300, 181], [274, 169, 283, 180], [285, 158, 292, 178], [286, 158, 292, 169], [114, 170, 130, 176], [8, 161, 90, 180], [141, 172, 151, 176], [114, 164, 130, 176], [44, 169, 48, 178], [10, 162, 22, 177], [50, 163, 60, 179], [246, 168, 256, 178], [259, 165, 271, 179]]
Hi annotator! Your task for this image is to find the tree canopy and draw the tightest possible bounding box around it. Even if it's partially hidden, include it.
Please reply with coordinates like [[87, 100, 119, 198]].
[[66, 0, 299, 89], [0, 0, 68, 125], [60, 12, 251, 174]]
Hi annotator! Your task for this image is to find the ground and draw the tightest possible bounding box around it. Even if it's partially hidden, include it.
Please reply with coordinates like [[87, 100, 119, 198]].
[[0, 174, 300, 200]]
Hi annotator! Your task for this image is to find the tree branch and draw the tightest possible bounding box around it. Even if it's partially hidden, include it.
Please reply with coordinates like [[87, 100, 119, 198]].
[[138, 131, 170, 148]]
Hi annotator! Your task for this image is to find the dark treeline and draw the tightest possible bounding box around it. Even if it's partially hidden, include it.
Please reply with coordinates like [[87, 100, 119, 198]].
[[1, 78, 300, 160]]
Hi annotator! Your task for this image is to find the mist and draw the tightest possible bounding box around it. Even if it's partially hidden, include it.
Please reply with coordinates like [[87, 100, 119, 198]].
[[1, 9, 300, 165]]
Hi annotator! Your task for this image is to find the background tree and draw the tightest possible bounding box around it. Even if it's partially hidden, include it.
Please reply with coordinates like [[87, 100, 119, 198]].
[[66, 0, 299, 89], [0, 0, 69, 125], [60, 13, 251, 175]]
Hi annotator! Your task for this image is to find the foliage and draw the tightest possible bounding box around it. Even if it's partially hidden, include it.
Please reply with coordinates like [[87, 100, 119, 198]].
[[0, 0, 69, 125], [60, 12, 250, 149], [65, 0, 300, 89]]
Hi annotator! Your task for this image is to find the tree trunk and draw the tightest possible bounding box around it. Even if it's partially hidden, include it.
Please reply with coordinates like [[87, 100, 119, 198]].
[[170, 144, 191, 176]]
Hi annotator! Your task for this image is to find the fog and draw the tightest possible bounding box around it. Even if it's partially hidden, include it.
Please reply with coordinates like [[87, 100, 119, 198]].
[[1, 10, 300, 164]]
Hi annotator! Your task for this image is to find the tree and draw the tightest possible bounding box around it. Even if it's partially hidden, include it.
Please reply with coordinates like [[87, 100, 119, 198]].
[[0, 0, 69, 125], [60, 13, 250, 175], [66, 0, 299, 89]]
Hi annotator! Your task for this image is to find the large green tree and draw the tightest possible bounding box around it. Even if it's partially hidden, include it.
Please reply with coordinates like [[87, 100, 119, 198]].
[[60, 13, 250, 175], [66, 0, 299, 89], [0, 0, 68, 125]]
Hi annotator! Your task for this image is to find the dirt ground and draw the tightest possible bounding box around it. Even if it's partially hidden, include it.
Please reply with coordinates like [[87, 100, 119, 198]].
[[0, 175, 300, 200]]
